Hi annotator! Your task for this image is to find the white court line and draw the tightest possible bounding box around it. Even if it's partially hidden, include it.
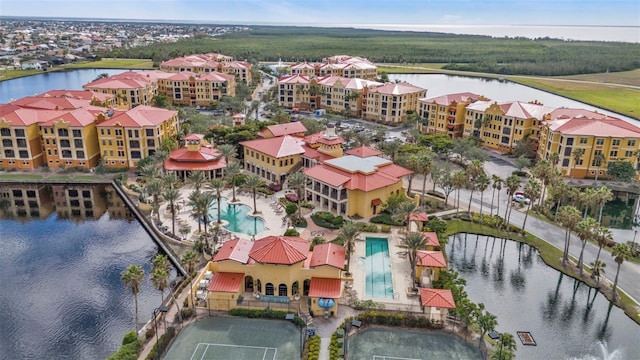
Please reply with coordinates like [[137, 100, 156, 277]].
[[191, 343, 278, 360], [372, 356, 422, 360]]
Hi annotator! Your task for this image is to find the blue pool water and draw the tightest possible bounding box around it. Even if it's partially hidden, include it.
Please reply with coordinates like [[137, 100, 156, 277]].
[[208, 197, 266, 236], [365, 237, 394, 299]]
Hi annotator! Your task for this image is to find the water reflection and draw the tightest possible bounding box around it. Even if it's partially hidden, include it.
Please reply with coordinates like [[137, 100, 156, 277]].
[[0, 183, 170, 360], [446, 235, 640, 360]]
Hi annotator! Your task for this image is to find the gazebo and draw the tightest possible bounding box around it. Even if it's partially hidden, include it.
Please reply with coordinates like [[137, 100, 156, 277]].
[[164, 134, 227, 180]]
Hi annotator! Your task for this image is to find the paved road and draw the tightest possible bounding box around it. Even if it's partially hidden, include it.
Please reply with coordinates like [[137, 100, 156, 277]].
[[410, 152, 640, 305]]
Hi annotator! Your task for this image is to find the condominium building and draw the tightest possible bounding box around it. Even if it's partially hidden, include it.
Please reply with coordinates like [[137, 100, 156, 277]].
[[83, 71, 157, 109], [141, 70, 236, 107], [96, 106, 178, 169], [363, 82, 426, 124], [537, 116, 640, 179], [240, 135, 307, 184], [290, 55, 378, 80], [0, 104, 49, 169], [277, 74, 311, 109], [159, 53, 252, 84], [315, 76, 382, 116], [303, 145, 412, 217], [462, 100, 553, 153], [418, 92, 487, 138]]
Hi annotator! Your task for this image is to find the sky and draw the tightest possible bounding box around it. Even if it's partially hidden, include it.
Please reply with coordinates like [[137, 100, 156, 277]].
[[2, 0, 639, 27]]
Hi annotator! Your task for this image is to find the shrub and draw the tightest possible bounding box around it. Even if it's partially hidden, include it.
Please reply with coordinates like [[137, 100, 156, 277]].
[[106, 331, 141, 360], [284, 228, 300, 236], [302, 335, 321, 360], [145, 326, 155, 340], [381, 225, 391, 233], [229, 308, 304, 327], [354, 222, 377, 233], [370, 212, 403, 226], [285, 203, 298, 216], [175, 307, 194, 322], [301, 201, 315, 209], [122, 330, 137, 345], [310, 211, 343, 229]]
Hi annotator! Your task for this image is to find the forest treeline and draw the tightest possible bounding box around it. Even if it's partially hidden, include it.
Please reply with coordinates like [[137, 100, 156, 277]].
[[101, 26, 640, 76]]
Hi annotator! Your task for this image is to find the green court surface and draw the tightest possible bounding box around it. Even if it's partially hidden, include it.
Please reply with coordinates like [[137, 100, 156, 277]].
[[347, 328, 482, 360], [164, 317, 301, 360]]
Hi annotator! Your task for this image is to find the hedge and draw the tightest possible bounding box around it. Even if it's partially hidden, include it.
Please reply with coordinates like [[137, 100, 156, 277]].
[[370, 212, 404, 226], [310, 211, 344, 229], [302, 335, 321, 360], [146, 327, 176, 360], [229, 308, 305, 328], [105, 331, 141, 360], [354, 222, 378, 233]]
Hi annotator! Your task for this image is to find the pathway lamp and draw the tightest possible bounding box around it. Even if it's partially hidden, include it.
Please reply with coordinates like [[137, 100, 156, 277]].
[[153, 306, 169, 360]]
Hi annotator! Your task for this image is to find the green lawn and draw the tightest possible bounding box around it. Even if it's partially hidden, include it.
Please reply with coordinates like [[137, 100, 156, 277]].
[[62, 58, 154, 69], [0, 68, 46, 81]]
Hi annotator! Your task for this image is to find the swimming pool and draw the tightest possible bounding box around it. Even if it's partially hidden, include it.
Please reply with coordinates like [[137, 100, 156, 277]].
[[365, 237, 394, 299], [208, 197, 266, 236]]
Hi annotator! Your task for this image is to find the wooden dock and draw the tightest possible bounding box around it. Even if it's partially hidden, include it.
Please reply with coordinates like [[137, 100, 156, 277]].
[[517, 331, 537, 346]]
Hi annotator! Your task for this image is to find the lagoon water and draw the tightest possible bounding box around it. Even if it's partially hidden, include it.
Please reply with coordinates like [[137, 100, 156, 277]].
[[0, 183, 169, 359], [446, 234, 640, 360]]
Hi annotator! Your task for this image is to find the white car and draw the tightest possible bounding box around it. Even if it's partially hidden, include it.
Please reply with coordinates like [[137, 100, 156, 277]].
[[512, 192, 531, 205]]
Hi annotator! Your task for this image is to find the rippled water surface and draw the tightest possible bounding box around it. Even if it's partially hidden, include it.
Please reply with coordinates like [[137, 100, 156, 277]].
[[446, 234, 640, 360], [0, 184, 167, 359]]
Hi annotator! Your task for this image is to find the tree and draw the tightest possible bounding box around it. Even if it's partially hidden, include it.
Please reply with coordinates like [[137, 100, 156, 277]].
[[530, 160, 553, 208], [503, 175, 521, 229], [571, 148, 585, 182], [596, 186, 613, 225], [439, 164, 456, 207], [218, 143, 238, 165], [336, 221, 360, 276], [590, 260, 607, 288], [475, 305, 497, 347], [394, 200, 421, 233], [513, 155, 531, 174], [244, 174, 266, 215], [592, 227, 612, 280], [152, 94, 170, 108], [576, 217, 598, 277], [163, 187, 180, 236], [548, 152, 560, 170], [225, 161, 242, 202], [492, 332, 517, 360], [417, 151, 434, 207], [592, 152, 606, 183], [187, 171, 206, 190], [151, 267, 169, 305], [120, 264, 145, 333], [288, 171, 307, 221], [207, 178, 225, 225], [181, 250, 199, 309], [490, 175, 503, 217], [397, 232, 429, 290], [379, 139, 402, 162], [476, 173, 491, 221], [558, 205, 581, 265], [451, 170, 468, 215], [465, 160, 484, 213], [611, 243, 630, 302], [521, 178, 541, 232], [607, 160, 636, 182]]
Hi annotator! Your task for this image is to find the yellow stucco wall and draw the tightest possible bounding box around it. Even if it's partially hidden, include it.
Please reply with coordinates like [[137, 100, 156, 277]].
[[347, 181, 404, 217]]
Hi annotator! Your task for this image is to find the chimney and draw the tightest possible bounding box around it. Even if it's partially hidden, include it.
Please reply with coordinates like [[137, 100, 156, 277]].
[[324, 123, 337, 138]]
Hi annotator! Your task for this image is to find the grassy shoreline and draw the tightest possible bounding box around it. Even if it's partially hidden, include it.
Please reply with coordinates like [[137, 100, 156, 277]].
[[0, 58, 154, 82], [445, 219, 640, 325]]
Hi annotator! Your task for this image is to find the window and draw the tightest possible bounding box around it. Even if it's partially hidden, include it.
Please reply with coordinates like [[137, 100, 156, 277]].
[[14, 129, 25, 137], [58, 128, 69, 137], [612, 139, 621, 146], [566, 138, 574, 146], [60, 140, 70, 148], [130, 141, 140, 149], [265, 283, 274, 296], [562, 159, 570, 167], [76, 151, 85, 158], [131, 151, 141, 159], [147, 139, 155, 147], [1, 128, 11, 136], [4, 150, 15, 158], [19, 150, 28, 158], [625, 151, 634, 157], [72, 129, 82, 137], [74, 139, 83, 148], [146, 129, 154, 136], [2, 139, 12, 147], [596, 138, 604, 145], [628, 140, 636, 147], [278, 284, 288, 297], [580, 137, 588, 144], [61, 150, 72, 158], [610, 150, 618, 157]]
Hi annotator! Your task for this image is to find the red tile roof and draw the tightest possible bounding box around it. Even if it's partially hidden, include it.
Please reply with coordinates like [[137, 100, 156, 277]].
[[419, 232, 440, 247], [409, 212, 429, 222], [416, 250, 447, 268], [546, 117, 640, 137], [346, 146, 382, 157], [420, 92, 485, 106], [240, 135, 306, 158], [38, 89, 114, 101], [265, 121, 307, 137], [369, 82, 426, 96], [213, 238, 252, 263], [301, 145, 339, 163], [83, 71, 153, 90], [277, 74, 310, 84], [547, 107, 614, 120], [309, 243, 345, 269], [165, 146, 227, 171], [40, 108, 99, 127], [207, 272, 244, 293], [250, 236, 309, 265], [11, 96, 91, 110], [420, 288, 456, 308], [303, 165, 351, 187], [97, 105, 177, 128], [308, 277, 342, 298]]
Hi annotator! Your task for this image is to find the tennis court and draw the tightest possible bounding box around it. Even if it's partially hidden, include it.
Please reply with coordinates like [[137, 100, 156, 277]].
[[164, 317, 300, 360], [348, 328, 482, 360]]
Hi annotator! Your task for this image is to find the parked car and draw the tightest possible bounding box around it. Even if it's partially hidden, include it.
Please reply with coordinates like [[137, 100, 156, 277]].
[[512, 191, 531, 205]]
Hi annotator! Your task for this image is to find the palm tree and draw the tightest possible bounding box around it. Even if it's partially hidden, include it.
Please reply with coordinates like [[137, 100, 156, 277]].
[[335, 221, 360, 276], [521, 179, 541, 232], [590, 260, 606, 288], [531, 160, 553, 208], [152, 254, 171, 273], [548, 152, 560, 170], [187, 170, 206, 190], [288, 171, 307, 221], [151, 267, 169, 304], [418, 151, 434, 208], [596, 186, 613, 225], [579, 187, 598, 218], [207, 178, 225, 225], [576, 216, 598, 277], [466, 160, 484, 213], [244, 174, 266, 215], [163, 187, 180, 236], [181, 250, 199, 309], [225, 161, 242, 202], [120, 264, 145, 333], [549, 181, 569, 222], [475, 306, 498, 347], [188, 190, 204, 233], [611, 243, 630, 301], [558, 205, 581, 265], [145, 178, 163, 219], [592, 227, 612, 279], [397, 232, 428, 290], [490, 175, 503, 216], [493, 332, 517, 360], [592, 152, 606, 183], [162, 173, 181, 191], [571, 148, 585, 182], [476, 173, 490, 221], [218, 143, 238, 165], [199, 192, 215, 235], [503, 175, 521, 229], [451, 170, 468, 215], [380, 139, 402, 162], [394, 200, 421, 233]]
